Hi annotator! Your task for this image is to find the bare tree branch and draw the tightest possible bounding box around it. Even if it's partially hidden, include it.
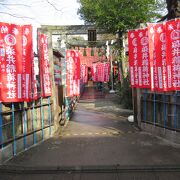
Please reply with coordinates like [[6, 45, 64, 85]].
[[0, 12, 34, 19], [0, 0, 65, 24], [46, 0, 62, 12], [1, 4, 11, 11], [0, 3, 31, 8]]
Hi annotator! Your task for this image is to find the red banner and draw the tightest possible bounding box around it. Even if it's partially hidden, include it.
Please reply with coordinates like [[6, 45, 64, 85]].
[[128, 19, 180, 92], [148, 23, 168, 91], [66, 50, 75, 97], [104, 63, 110, 82], [0, 22, 33, 102], [78, 47, 106, 67], [137, 28, 151, 88], [66, 50, 80, 97], [22, 25, 33, 101], [32, 56, 38, 100], [74, 51, 80, 80], [91, 64, 97, 82], [128, 30, 139, 87], [91, 62, 110, 82], [166, 19, 180, 90], [39, 33, 52, 97], [128, 28, 151, 88], [73, 51, 80, 96], [81, 64, 88, 83], [73, 80, 80, 96], [0, 23, 22, 102], [97, 63, 103, 82]]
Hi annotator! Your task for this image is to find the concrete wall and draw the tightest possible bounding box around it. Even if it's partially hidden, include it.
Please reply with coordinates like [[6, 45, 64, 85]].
[[141, 123, 180, 144]]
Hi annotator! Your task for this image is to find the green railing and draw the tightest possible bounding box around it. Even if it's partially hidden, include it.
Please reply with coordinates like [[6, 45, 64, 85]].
[[0, 97, 53, 156]]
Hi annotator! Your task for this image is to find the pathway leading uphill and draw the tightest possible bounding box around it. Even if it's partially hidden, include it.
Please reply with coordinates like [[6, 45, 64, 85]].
[[1, 86, 180, 179]]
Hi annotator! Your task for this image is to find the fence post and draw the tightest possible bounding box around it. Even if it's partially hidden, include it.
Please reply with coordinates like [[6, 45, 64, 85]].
[[163, 93, 167, 129], [32, 100, 36, 144], [65, 97, 69, 122], [143, 89, 147, 122], [48, 97, 52, 136], [12, 103, 16, 156], [153, 92, 156, 125], [0, 103, 3, 149], [132, 88, 138, 126], [22, 102, 27, 150], [174, 91, 178, 130], [40, 97, 44, 140]]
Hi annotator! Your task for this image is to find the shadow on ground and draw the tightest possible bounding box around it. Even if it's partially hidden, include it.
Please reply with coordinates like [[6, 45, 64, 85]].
[[1, 87, 180, 179]]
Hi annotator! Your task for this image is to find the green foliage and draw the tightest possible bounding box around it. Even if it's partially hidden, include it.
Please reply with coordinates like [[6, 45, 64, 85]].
[[116, 75, 133, 109], [91, 48, 94, 56], [83, 48, 87, 56], [78, 0, 163, 33]]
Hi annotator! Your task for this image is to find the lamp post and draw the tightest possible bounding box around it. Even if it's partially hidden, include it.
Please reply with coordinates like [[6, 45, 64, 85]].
[[109, 40, 115, 93]]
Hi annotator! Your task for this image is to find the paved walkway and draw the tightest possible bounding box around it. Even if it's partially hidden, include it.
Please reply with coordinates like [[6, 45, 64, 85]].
[[1, 87, 180, 179]]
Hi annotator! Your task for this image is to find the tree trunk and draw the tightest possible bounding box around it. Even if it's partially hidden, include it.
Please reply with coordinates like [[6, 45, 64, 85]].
[[117, 31, 124, 85], [166, 0, 180, 19]]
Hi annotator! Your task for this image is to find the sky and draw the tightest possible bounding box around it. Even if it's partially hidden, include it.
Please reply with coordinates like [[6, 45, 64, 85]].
[[0, 0, 84, 51], [0, 0, 84, 27]]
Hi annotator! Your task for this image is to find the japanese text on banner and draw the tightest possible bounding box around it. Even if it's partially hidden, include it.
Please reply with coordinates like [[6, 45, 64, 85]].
[[137, 28, 150, 88], [166, 19, 180, 90], [148, 23, 168, 91], [128, 28, 151, 89], [66, 50, 80, 97], [22, 25, 33, 101], [0, 23, 22, 102], [128, 30, 139, 87], [39, 33, 52, 97]]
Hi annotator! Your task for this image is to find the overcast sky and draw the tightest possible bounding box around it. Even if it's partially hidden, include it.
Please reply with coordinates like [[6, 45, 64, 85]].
[[0, 0, 84, 26], [0, 0, 84, 51]]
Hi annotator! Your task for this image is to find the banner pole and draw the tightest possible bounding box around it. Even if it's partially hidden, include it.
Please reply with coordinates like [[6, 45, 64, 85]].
[[12, 103, 16, 156], [174, 91, 178, 130], [163, 93, 167, 129], [143, 89, 147, 122], [40, 97, 44, 140], [132, 87, 138, 126], [0, 103, 3, 149], [153, 92, 156, 125], [22, 102, 27, 150]]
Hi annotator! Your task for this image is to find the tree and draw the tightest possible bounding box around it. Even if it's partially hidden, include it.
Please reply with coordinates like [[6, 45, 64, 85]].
[[78, 0, 164, 84], [77, 0, 163, 34]]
